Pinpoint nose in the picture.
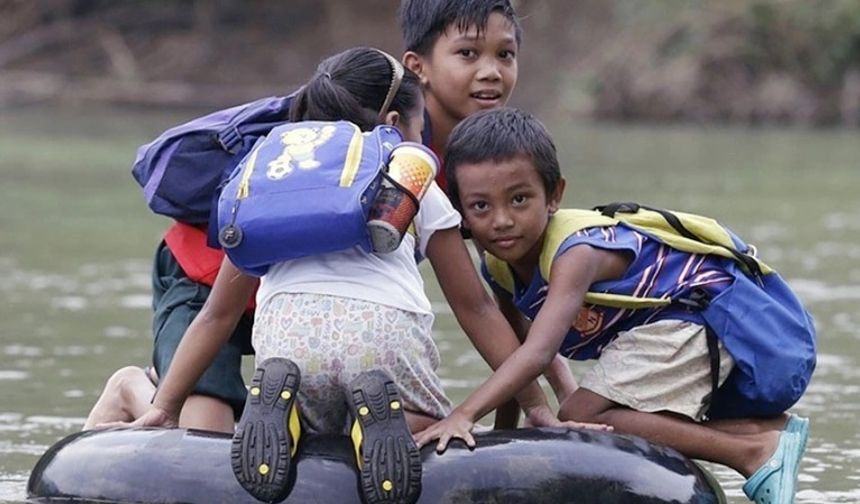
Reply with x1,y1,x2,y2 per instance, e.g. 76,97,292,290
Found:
491,207,514,230
476,56,502,82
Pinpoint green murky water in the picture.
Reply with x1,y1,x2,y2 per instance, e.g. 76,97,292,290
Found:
1,107,857,502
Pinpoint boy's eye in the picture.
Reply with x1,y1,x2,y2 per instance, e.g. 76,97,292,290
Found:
457,48,477,58
469,200,489,212
512,194,528,205
499,49,516,60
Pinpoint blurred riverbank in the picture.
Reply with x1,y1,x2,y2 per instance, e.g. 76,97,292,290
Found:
1,0,859,126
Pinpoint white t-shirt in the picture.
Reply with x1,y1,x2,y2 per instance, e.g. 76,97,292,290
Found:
257,182,460,315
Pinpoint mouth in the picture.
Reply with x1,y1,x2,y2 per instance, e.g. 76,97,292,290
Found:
470,90,504,107
492,236,519,249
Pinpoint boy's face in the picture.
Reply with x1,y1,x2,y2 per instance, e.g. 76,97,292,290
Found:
456,155,562,270
409,12,518,131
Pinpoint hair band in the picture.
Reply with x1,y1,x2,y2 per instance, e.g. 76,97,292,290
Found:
373,48,405,119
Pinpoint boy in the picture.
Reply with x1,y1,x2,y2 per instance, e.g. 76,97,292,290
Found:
400,0,520,191
399,0,581,424
415,108,816,504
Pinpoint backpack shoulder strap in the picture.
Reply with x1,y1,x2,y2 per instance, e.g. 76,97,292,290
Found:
595,202,772,277
538,209,618,280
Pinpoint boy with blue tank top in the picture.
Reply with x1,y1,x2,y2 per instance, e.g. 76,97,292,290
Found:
416,108,816,504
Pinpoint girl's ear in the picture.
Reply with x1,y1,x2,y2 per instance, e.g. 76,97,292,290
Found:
548,177,566,215
402,51,428,86
383,110,401,127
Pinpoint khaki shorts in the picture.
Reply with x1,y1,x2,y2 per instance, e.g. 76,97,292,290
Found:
253,292,451,434
580,319,734,421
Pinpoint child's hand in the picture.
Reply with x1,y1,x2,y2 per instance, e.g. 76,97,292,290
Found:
557,420,614,432
523,404,614,433
413,410,476,453
96,406,178,430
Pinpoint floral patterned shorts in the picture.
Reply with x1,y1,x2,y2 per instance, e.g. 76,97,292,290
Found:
253,292,452,434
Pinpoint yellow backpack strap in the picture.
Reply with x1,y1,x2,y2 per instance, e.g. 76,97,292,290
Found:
530,209,671,309
584,292,671,308
599,204,772,276
484,253,515,295
537,209,618,281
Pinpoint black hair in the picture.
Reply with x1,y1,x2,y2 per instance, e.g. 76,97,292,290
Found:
444,108,561,211
289,47,422,131
399,0,522,55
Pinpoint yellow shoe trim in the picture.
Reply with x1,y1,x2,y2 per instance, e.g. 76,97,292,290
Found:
258,463,270,475
350,419,364,469
390,400,400,411
281,390,292,400
288,403,301,457
359,406,369,416
382,480,393,492
250,386,260,396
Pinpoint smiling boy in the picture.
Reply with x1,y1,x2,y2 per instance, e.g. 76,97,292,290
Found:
400,0,519,190
417,108,816,504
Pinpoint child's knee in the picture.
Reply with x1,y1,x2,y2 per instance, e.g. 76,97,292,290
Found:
105,366,151,403
106,366,144,388
559,389,616,424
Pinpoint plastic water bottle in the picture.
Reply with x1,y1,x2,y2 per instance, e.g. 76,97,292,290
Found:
367,142,439,253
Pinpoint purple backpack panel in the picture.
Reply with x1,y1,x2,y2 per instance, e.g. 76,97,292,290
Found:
131,95,295,225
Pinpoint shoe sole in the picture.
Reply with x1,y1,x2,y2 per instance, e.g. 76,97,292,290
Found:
231,358,301,503
348,370,421,504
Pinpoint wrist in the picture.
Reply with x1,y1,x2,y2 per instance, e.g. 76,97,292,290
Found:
451,404,479,424
151,393,183,418
514,383,550,412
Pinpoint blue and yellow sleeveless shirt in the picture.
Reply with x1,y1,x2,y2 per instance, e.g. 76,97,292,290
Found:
480,211,747,360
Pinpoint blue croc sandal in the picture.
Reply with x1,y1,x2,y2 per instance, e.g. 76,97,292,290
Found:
742,431,803,504
231,358,302,503
785,414,810,454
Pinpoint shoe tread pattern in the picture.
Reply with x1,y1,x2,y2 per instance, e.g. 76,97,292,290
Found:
350,370,421,504
231,358,300,503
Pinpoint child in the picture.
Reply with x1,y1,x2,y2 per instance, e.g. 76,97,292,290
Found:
85,0,529,434
415,108,816,504
399,0,520,191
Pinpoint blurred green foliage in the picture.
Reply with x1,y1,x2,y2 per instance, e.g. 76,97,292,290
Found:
746,0,860,86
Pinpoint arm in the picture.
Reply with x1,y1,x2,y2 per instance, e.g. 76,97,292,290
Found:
494,296,578,426
416,244,628,450
544,354,579,408
424,228,554,427
491,294,529,429
132,257,257,427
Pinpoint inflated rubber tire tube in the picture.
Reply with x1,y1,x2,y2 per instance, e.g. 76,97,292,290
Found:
28,427,726,503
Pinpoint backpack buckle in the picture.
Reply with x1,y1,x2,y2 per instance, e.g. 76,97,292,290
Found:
677,287,712,311
217,126,243,154
595,202,640,218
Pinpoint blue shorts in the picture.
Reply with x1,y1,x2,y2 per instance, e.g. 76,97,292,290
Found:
151,241,253,419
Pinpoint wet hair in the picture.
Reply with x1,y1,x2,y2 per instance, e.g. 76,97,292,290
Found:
444,108,561,212
399,0,522,55
289,47,422,131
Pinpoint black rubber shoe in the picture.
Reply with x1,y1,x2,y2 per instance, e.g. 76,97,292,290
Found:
231,358,301,503
347,370,422,504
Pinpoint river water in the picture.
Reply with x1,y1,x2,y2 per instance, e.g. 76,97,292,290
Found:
0,107,857,503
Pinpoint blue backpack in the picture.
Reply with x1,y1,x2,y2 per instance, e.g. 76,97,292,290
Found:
131,95,295,227
217,120,403,276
